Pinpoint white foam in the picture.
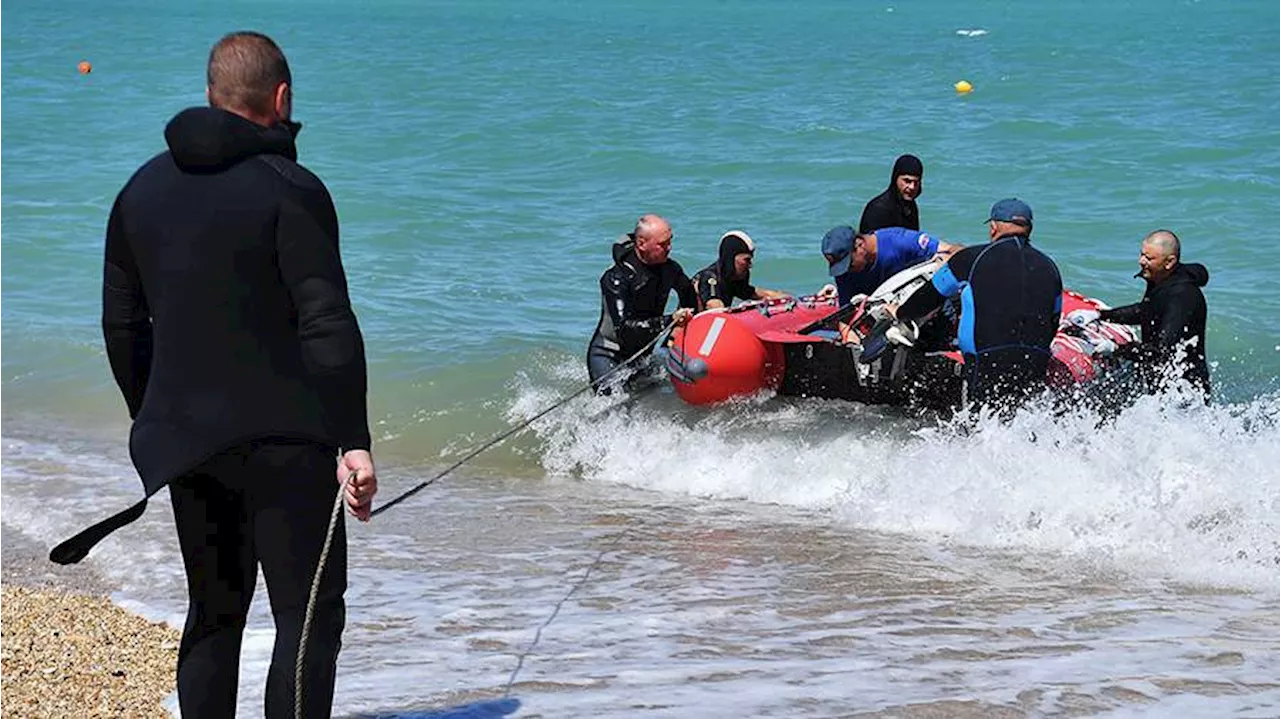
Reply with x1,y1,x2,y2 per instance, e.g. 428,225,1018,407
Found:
7,378,1280,716
516,370,1280,591
957,29,990,37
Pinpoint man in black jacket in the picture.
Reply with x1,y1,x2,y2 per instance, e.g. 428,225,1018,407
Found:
858,154,923,233
1070,229,1210,397
586,214,696,392
52,31,375,718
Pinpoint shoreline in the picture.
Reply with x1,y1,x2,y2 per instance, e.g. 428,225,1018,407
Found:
1,525,180,718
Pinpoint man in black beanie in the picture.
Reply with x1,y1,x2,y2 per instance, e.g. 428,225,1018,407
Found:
858,154,923,234
691,230,787,311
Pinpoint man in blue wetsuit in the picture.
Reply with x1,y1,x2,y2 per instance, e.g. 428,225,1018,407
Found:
891,198,1063,413
821,225,959,306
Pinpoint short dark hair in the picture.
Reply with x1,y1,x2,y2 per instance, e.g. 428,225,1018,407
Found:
1144,229,1181,260
207,31,291,117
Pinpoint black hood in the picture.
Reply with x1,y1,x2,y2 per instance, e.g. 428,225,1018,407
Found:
612,233,637,264
1147,262,1210,290
716,231,754,281
164,107,299,172
889,154,923,200
1172,262,1210,287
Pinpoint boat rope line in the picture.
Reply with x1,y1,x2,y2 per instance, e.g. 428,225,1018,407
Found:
502,525,634,698
295,320,676,717
370,319,676,518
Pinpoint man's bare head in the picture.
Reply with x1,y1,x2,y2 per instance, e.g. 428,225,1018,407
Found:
1143,229,1181,260
206,32,292,125
633,214,673,265
1139,229,1181,284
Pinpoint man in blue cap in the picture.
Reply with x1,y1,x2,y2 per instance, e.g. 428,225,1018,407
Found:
822,225,959,306
890,198,1063,413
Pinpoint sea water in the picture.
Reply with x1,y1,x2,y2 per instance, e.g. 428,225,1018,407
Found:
4,0,1279,715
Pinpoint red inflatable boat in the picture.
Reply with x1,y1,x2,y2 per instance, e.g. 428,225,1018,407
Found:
664,262,1137,407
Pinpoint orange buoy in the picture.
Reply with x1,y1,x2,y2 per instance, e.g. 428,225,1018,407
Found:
78,61,93,75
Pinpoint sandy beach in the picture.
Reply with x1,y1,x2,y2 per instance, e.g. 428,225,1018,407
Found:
1,527,180,718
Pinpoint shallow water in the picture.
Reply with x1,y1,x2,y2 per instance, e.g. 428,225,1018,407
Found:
5,386,1280,716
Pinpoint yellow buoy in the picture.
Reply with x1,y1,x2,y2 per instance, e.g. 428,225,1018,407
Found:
954,80,973,94
78,60,93,75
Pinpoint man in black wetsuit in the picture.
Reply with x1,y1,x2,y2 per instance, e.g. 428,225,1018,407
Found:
587,214,696,391
859,154,923,234
691,230,787,311
892,198,1063,413
52,32,374,718
1070,229,1210,397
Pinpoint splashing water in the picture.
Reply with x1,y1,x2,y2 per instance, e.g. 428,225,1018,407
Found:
512,360,1280,592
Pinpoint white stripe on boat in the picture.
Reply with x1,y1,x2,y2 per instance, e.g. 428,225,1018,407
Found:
698,317,726,357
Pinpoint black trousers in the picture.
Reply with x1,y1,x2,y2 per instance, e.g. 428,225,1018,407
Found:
168,439,346,719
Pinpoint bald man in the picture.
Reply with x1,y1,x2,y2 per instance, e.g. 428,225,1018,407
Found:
57,31,371,717
1074,230,1210,397
587,214,696,392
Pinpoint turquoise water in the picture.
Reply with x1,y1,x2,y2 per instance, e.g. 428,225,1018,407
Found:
5,1,1280,715
5,0,1280,460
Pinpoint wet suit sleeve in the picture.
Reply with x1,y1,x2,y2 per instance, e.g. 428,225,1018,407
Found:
102,195,152,420
1099,300,1150,326
1098,300,1153,361
603,261,696,349
674,263,697,310
1104,292,1199,357
692,268,717,310
896,245,978,325
276,180,372,452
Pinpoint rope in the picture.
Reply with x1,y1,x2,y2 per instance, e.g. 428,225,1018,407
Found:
295,470,353,719
370,319,676,518
502,527,633,698
293,319,677,715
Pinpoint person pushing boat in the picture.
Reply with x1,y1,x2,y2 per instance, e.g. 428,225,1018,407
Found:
691,230,788,311
586,214,696,393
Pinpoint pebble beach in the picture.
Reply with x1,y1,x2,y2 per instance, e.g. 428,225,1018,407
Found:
1,528,179,718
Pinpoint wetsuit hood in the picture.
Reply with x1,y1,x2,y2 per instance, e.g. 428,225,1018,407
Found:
612,233,638,265
889,154,924,199
164,107,299,172
716,230,755,281
1145,262,1209,289
1172,262,1209,287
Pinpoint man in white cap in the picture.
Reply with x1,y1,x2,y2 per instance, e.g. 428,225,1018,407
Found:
691,230,787,310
